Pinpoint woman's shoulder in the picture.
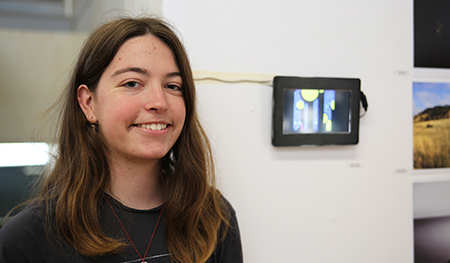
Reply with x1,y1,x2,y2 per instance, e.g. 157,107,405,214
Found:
0,202,49,261
218,194,239,229
1,201,46,232
219,194,238,221
209,195,243,263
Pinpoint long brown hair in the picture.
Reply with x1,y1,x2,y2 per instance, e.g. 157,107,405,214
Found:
38,17,227,263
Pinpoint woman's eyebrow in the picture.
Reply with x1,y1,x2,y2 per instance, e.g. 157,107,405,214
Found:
111,67,149,77
166,72,181,79
111,68,181,79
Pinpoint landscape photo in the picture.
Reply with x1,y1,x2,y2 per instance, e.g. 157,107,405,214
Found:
413,82,450,169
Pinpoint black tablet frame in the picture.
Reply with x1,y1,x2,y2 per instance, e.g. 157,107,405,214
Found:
272,76,361,146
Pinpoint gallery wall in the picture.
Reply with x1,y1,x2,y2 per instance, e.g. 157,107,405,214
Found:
164,0,417,262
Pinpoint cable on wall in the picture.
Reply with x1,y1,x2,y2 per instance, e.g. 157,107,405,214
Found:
193,71,275,86
194,76,273,85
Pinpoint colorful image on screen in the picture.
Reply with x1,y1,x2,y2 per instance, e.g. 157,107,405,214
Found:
283,89,352,134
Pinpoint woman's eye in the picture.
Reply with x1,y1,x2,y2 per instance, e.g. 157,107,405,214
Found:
123,81,141,88
167,84,182,91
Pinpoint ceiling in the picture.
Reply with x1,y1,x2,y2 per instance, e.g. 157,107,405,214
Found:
0,0,70,19
0,0,94,30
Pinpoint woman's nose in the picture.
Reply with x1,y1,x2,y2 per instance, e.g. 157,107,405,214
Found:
144,85,168,112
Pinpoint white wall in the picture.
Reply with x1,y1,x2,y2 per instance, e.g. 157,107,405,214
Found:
164,0,415,262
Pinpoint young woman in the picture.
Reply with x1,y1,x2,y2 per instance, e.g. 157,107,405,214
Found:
0,17,242,263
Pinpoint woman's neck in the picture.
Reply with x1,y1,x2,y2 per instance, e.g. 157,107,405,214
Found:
107,156,164,210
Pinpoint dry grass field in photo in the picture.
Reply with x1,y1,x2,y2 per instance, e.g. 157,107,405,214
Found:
413,118,450,169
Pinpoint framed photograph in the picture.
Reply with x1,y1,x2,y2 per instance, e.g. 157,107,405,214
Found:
413,82,450,169
414,181,450,262
414,0,450,69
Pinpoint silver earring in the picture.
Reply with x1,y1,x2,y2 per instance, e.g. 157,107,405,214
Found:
90,122,97,133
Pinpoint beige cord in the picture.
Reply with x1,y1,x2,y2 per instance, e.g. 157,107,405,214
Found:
193,71,275,86
194,77,272,85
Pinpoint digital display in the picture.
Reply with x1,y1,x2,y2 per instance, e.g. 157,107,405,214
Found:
282,89,352,134
272,76,361,146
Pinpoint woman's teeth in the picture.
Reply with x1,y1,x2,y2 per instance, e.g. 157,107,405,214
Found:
136,123,167,131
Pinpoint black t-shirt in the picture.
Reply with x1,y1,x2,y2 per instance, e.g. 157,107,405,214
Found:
0,195,243,263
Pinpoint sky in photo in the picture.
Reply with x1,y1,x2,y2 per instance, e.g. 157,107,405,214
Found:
413,82,450,116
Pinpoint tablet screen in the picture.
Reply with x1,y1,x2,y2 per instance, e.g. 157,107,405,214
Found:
282,88,352,134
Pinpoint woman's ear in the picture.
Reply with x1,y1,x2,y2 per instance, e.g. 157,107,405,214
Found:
77,85,98,123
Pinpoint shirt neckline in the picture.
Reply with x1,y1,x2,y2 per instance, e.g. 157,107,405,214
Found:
104,193,164,214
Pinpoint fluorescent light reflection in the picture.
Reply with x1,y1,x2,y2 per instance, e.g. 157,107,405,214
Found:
0,143,50,167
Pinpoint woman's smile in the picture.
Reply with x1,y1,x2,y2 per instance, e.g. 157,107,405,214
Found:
132,123,169,131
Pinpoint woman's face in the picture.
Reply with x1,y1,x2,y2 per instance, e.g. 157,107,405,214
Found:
80,34,186,165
